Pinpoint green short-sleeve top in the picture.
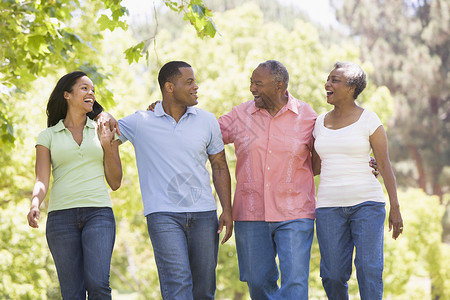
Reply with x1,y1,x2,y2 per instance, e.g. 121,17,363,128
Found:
36,118,111,212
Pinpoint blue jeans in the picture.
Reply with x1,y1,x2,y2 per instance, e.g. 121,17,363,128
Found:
235,219,314,300
46,207,116,300
146,211,219,300
316,201,386,300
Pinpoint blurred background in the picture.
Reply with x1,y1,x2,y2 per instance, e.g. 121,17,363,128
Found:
0,0,449,299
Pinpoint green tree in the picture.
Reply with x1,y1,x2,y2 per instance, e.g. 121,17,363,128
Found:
0,0,216,146
330,0,450,201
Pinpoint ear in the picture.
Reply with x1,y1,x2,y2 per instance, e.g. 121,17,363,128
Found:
275,81,284,92
347,85,356,97
164,81,174,93
64,91,70,100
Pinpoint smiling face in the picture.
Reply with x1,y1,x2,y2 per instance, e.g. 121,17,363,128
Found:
171,67,199,107
64,76,96,113
324,68,355,105
250,66,278,110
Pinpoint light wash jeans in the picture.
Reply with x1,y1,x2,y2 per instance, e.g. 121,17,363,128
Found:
235,219,314,300
46,207,116,300
316,201,386,300
146,210,219,300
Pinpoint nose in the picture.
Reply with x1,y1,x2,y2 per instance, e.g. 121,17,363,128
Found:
194,82,199,90
324,80,331,89
250,82,256,93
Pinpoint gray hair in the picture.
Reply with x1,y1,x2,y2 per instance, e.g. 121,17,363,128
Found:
258,60,289,89
334,61,367,99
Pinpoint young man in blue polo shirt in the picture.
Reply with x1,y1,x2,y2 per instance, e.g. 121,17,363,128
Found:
116,61,233,299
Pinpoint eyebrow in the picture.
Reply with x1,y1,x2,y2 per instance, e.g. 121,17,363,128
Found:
80,83,94,90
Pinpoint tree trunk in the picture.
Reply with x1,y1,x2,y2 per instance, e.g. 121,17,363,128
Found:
408,145,427,191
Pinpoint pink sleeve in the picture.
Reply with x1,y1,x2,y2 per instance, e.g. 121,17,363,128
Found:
218,110,235,145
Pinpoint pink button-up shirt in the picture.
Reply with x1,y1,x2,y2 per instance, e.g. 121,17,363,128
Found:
219,91,317,222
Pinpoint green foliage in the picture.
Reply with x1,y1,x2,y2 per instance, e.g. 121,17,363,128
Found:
0,0,213,147
383,189,450,299
1,1,448,299
0,200,58,299
124,42,145,64
331,0,450,198
123,0,216,64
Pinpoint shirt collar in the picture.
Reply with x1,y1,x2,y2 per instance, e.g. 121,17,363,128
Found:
52,118,96,132
284,91,299,115
250,90,299,115
154,101,198,117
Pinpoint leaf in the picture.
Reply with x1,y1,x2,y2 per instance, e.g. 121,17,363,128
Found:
97,14,116,31
191,4,205,18
123,42,144,64
202,19,217,38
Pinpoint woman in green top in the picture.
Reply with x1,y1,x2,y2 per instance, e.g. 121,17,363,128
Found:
27,71,122,299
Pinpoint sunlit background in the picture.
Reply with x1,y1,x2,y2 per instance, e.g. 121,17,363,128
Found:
0,0,448,299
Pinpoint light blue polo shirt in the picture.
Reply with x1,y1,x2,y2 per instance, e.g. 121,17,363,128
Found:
118,102,224,216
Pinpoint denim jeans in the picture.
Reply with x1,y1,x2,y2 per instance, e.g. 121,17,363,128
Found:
146,211,219,300
234,219,314,300
46,207,116,300
316,201,386,300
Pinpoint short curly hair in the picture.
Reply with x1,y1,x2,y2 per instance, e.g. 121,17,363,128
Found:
258,60,289,90
334,61,367,99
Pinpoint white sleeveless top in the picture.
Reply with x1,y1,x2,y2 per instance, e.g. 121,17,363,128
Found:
313,109,385,208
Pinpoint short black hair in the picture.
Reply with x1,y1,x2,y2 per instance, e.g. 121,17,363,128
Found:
158,61,192,92
46,71,103,127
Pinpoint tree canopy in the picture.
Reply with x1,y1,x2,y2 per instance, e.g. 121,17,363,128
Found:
331,0,450,200
0,0,215,145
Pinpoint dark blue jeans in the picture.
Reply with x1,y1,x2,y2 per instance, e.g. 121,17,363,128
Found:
46,207,116,300
146,211,219,300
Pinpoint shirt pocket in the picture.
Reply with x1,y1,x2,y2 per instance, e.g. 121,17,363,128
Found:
238,182,263,214
275,182,305,215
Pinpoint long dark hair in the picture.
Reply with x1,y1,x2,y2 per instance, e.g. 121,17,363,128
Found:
46,71,104,127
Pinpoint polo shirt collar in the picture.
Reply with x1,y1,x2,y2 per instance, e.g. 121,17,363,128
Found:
52,118,96,132
250,90,299,115
154,101,198,117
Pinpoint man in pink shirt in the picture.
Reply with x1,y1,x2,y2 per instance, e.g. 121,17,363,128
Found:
218,60,317,299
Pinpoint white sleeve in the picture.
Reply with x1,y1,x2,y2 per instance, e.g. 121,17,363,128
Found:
313,113,324,139
367,111,383,135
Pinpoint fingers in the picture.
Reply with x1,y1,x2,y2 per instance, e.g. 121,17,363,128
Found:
27,210,40,228
221,225,233,244
218,217,233,244
389,219,403,240
217,221,223,234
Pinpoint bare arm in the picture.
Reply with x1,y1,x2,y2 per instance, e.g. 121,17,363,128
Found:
27,145,51,228
312,145,321,176
370,125,403,239
209,150,233,244
98,121,122,191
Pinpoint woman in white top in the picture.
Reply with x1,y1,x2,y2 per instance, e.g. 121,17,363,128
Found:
312,62,403,300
